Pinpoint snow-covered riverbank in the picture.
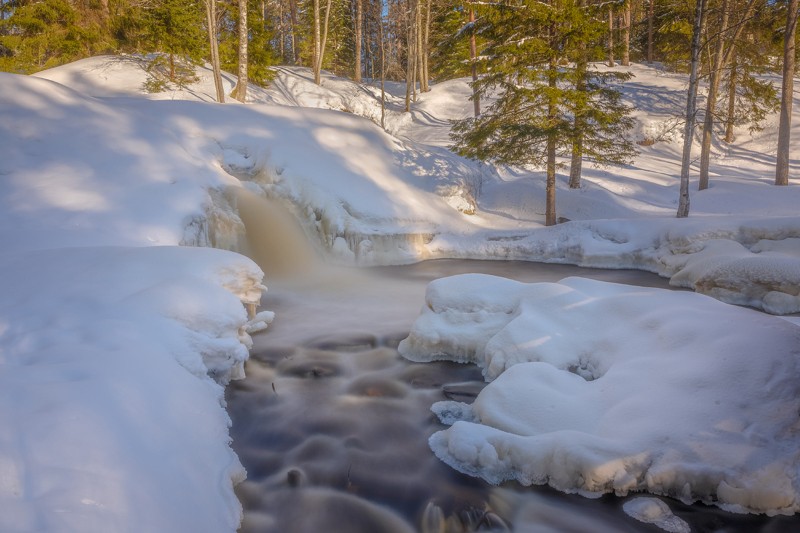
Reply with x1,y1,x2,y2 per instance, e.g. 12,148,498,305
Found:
1,54,799,529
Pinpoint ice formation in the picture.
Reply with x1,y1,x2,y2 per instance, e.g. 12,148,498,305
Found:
400,274,800,515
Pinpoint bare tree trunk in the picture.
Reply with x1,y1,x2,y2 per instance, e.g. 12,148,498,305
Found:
416,0,426,92
724,51,738,143
205,0,225,103
379,0,386,128
647,0,654,63
405,0,415,111
776,0,798,186
569,26,587,189
289,0,299,64
313,0,321,82
469,7,480,117
608,6,615,67
622,2,631,66
313,0,333,85
276,0,284,62
698,0,729,190
355,0,363,82
232,0,249,102
546,57,558,226
678,0,708,217
422,0,431,91
699,0,756,169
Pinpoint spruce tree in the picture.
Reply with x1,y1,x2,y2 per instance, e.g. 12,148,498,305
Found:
450,0,636,225
0,0,112,73
141,0,207,85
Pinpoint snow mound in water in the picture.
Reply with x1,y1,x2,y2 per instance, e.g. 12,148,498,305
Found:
622,498,690,533
399,274,800,515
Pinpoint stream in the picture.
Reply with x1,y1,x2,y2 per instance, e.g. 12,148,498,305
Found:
226,259,800,532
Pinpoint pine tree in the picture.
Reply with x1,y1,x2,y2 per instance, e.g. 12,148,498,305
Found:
451,0,636,225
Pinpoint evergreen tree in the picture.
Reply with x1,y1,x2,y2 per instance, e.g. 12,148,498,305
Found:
0,0,113,73
141,0,207,84
451,0,635,225
720,7,782,143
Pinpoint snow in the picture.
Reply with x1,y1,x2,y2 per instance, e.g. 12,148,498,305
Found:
1,52,800,528
622,498,690,533
0,246,264,532
400,275,800,515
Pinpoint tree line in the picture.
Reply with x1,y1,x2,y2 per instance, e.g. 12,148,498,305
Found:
0,0,797,222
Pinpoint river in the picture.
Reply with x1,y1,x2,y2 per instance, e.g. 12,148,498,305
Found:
226,259,800,532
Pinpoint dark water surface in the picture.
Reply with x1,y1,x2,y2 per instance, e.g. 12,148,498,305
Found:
226,260,800,532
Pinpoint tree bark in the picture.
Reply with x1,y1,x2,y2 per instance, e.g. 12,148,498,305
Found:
647,0,654,63
546,58,558,226
422,0,431,91
569,32,587,189
355,0,363,82
313,0,333,85
776,0,798,186
231,0,248,102
469,7,480,117
608,6,615,67
289,0,299,64
313,0,321,83
205,0,225,103
380,0,386,128
698,0,729,190
416,0,425,93
622,1,631,66
724,51,738,143
678,0,707,217
405,0,416,111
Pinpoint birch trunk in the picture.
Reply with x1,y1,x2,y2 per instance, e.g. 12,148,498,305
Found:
678,0,708,217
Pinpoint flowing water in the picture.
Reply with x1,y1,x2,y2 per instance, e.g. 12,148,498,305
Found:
225,259,800,533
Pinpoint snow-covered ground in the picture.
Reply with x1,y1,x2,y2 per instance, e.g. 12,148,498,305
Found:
1,53,798,529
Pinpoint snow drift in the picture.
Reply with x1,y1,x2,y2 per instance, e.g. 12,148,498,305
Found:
400,274,800,515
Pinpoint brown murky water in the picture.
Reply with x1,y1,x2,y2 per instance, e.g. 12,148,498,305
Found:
226,260,800,532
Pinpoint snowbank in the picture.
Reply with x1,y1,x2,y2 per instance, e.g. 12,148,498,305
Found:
399,274,800,515
0,246,264,532
1,62,273,531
